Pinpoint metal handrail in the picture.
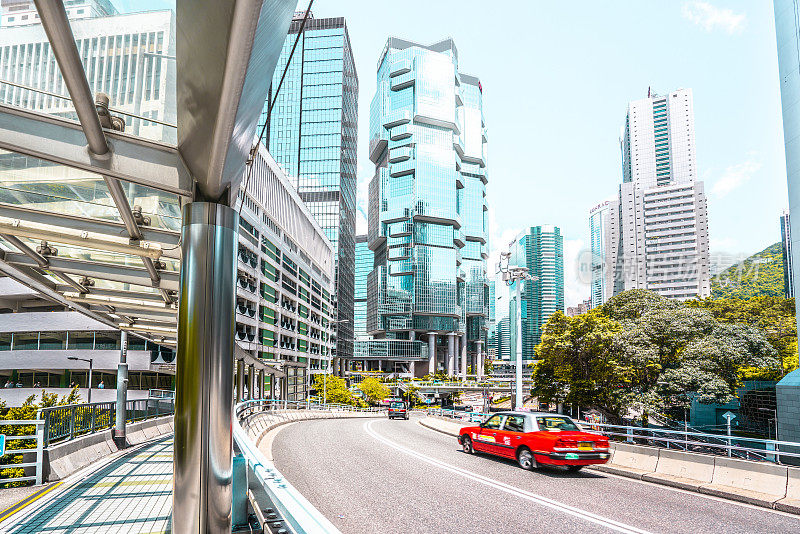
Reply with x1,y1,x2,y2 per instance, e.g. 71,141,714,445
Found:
233,399,388,533
426,409,800,463
37,397,175,447
0,419,44,485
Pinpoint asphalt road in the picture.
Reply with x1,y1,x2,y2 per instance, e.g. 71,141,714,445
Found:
272,415,800,534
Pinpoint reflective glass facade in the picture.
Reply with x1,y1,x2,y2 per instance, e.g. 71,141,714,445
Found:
354,234,371,339
509,226,564,361
366,37,488,363
260,15,358,360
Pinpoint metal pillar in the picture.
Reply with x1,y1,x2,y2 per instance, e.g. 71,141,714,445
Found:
173,202,237,534
514,280,523,410
258,369,265,399
247,364,254,401
461,333,467,380
428,334,436,375
476,341,484,380
447,334,455,376
236,360,244,403
113,330,128,448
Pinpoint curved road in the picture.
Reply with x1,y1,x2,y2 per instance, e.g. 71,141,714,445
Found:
272,415,800,534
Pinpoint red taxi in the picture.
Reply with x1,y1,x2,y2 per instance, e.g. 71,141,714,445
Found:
458,412,610,472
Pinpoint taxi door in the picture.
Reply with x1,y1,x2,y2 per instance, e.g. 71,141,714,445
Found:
494,414,526,459
474,414,504,455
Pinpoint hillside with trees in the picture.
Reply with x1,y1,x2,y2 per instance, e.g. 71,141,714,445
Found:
711,242,785,299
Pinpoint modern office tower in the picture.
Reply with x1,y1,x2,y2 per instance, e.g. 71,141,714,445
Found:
0,1,176,144
364,37,489,378
1,0,115,27
781,209,794,299
589,199,617,308
354,235,372,340
508,226,564,361
235,146,335,402
608,88,710,299
495,316,510,361
487,279,497,359
259,12,358,366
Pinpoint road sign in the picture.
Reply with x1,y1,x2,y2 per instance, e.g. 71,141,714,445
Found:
722,411,736,422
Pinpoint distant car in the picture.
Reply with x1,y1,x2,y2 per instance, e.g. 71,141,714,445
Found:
388,401,410,420
458,411,610,472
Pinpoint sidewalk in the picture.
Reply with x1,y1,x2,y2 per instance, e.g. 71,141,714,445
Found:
0,436,173,534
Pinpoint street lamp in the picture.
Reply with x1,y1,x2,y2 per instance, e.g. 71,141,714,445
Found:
67,356,93,403
497,248,538,411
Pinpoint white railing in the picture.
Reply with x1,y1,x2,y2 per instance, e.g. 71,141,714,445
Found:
233,399,385,533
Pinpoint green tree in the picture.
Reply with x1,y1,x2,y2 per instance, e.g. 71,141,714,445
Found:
357,377,390,405
312,374,358,406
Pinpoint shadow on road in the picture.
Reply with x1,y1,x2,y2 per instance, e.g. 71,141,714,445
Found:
457,449,607,479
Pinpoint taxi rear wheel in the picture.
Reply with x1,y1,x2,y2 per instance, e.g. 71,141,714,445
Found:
517,447,536,471
461,436,474,454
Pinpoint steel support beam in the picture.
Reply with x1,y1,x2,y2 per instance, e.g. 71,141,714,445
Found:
0,105,193,196
2,252,180,291
0,204,181,251
177,0,295,201
174,202,237,534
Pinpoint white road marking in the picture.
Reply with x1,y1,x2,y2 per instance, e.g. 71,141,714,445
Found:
365,420,653,534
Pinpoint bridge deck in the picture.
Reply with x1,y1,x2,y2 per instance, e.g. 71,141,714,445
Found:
0,436,173,534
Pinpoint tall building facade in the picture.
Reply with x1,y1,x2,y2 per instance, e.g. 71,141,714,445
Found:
781,209,794,299
354,234,372,340
509,226,564,361
260,13,358,364
487,279,497,359
597,89,710,300
0,1,176,144
365,37,489,377
589,200,616,308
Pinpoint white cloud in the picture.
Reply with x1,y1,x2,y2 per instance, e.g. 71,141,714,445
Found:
681,1,746,34
710,158,761,197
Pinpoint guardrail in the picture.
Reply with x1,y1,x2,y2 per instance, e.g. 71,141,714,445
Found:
0,419,44,486
37,397,175,447
233,399,385,533
426,408,800,464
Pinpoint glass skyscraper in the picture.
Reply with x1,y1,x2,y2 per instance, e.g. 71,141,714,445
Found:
365,37,488,377
259,13,358,363
589,200,613,308
509,226,564,362
354,234,372,340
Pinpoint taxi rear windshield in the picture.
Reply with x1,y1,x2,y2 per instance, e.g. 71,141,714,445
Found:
536,416,579,431
390,402,405,408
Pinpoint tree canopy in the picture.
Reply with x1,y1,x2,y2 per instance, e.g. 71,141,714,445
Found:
532,290,783,423
356,377,390,405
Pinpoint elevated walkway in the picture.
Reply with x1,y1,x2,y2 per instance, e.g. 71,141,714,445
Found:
0,436,173,533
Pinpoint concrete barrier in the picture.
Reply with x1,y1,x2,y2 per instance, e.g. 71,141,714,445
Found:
44,415,173,482
776,465,800,513
641,448,716,491
594,442,659,479
699,456,789,507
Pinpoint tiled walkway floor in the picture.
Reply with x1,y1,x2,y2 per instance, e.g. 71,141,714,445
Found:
0,436,173,534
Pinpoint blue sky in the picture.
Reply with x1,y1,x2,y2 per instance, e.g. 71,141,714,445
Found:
124,1,786,306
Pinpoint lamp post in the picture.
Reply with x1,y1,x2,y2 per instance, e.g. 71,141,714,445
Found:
67,356,93,403
497,248,538,411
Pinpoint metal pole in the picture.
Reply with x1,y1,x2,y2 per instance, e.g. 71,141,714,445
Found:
114,331,129,448
726,418,732,457
87,359,93,404
514,279,523,411
323,366,327,405
428,334,436,376
173,202,237,534
236,360,243,403
461,333,467,381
